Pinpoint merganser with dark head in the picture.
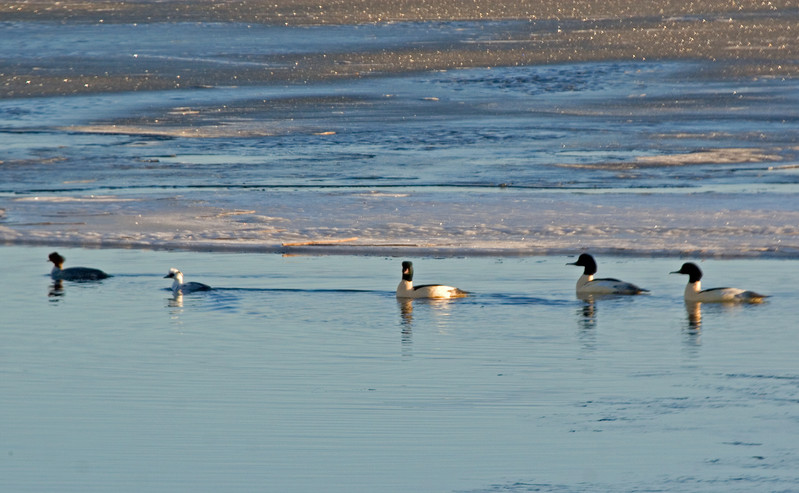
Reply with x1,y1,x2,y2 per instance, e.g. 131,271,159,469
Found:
670,262,767,303
48,252,110,281
396,261,468,299
567,253,648,296
164,268,211,295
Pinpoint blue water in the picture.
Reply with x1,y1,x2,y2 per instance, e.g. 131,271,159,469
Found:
2,246,798,492
2,19,799,491
2,19,799,195
2,60,798,192
3,50,799,256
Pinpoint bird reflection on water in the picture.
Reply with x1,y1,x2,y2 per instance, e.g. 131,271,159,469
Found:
48,280,65,300
685,301,702,332
168,292,184,308
576,295,597,332
397,296,461,357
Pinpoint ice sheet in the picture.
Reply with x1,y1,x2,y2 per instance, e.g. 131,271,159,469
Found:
1,21,798,258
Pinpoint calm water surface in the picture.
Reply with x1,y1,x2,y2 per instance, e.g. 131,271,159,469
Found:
2,246,798,492
2,19,799,492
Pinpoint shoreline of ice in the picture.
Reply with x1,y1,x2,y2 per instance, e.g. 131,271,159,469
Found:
4,188,799,259
4,234,799,259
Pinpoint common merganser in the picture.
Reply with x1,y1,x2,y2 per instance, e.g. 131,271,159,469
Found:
164,268,211,295
48,252,110,281
567,253,648,296
670,262,767,303
396,261,468,299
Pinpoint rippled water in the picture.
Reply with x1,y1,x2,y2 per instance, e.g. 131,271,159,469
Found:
2,19,799,491
3,44,799,254
2,246,798,492
2,59,798,192
3,22,799,197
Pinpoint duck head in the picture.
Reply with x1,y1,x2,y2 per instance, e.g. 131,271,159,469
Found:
671,262,703,283
48,252,65,268
401,261,414,282
567,253,598,276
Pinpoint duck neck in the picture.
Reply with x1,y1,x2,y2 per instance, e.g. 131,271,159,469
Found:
172,273,184,292
397,280,413,295
685,281,701,299
576,274,593,289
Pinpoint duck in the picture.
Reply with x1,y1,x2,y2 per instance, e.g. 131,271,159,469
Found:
48,252,110,281
670,262,767,303
567,253,648,296
164,268,211,295
396,261,468,299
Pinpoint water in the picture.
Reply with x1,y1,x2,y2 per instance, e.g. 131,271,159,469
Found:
4,57,799,255
3,60,798,191
2,21,799,255
2,246,798,492
2,17,799,491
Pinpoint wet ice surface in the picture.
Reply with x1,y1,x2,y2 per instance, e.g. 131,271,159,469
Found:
1,21,799,256
2,246,798,492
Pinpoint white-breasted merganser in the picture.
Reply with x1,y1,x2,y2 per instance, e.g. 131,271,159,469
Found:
396,261,467,299
567,253,648,296
48,252,110,281
164,268,211,295
670,262,767,303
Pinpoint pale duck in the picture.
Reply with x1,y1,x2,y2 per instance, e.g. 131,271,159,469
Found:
48,252,110,281
164,268,211,295
670,262,767,303
396,261,467,299
567,253,648,296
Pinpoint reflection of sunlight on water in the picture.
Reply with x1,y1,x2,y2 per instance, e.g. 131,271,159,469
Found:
396,296,463,357
5,59,799,256
396,297,458,327
422,298,458,335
